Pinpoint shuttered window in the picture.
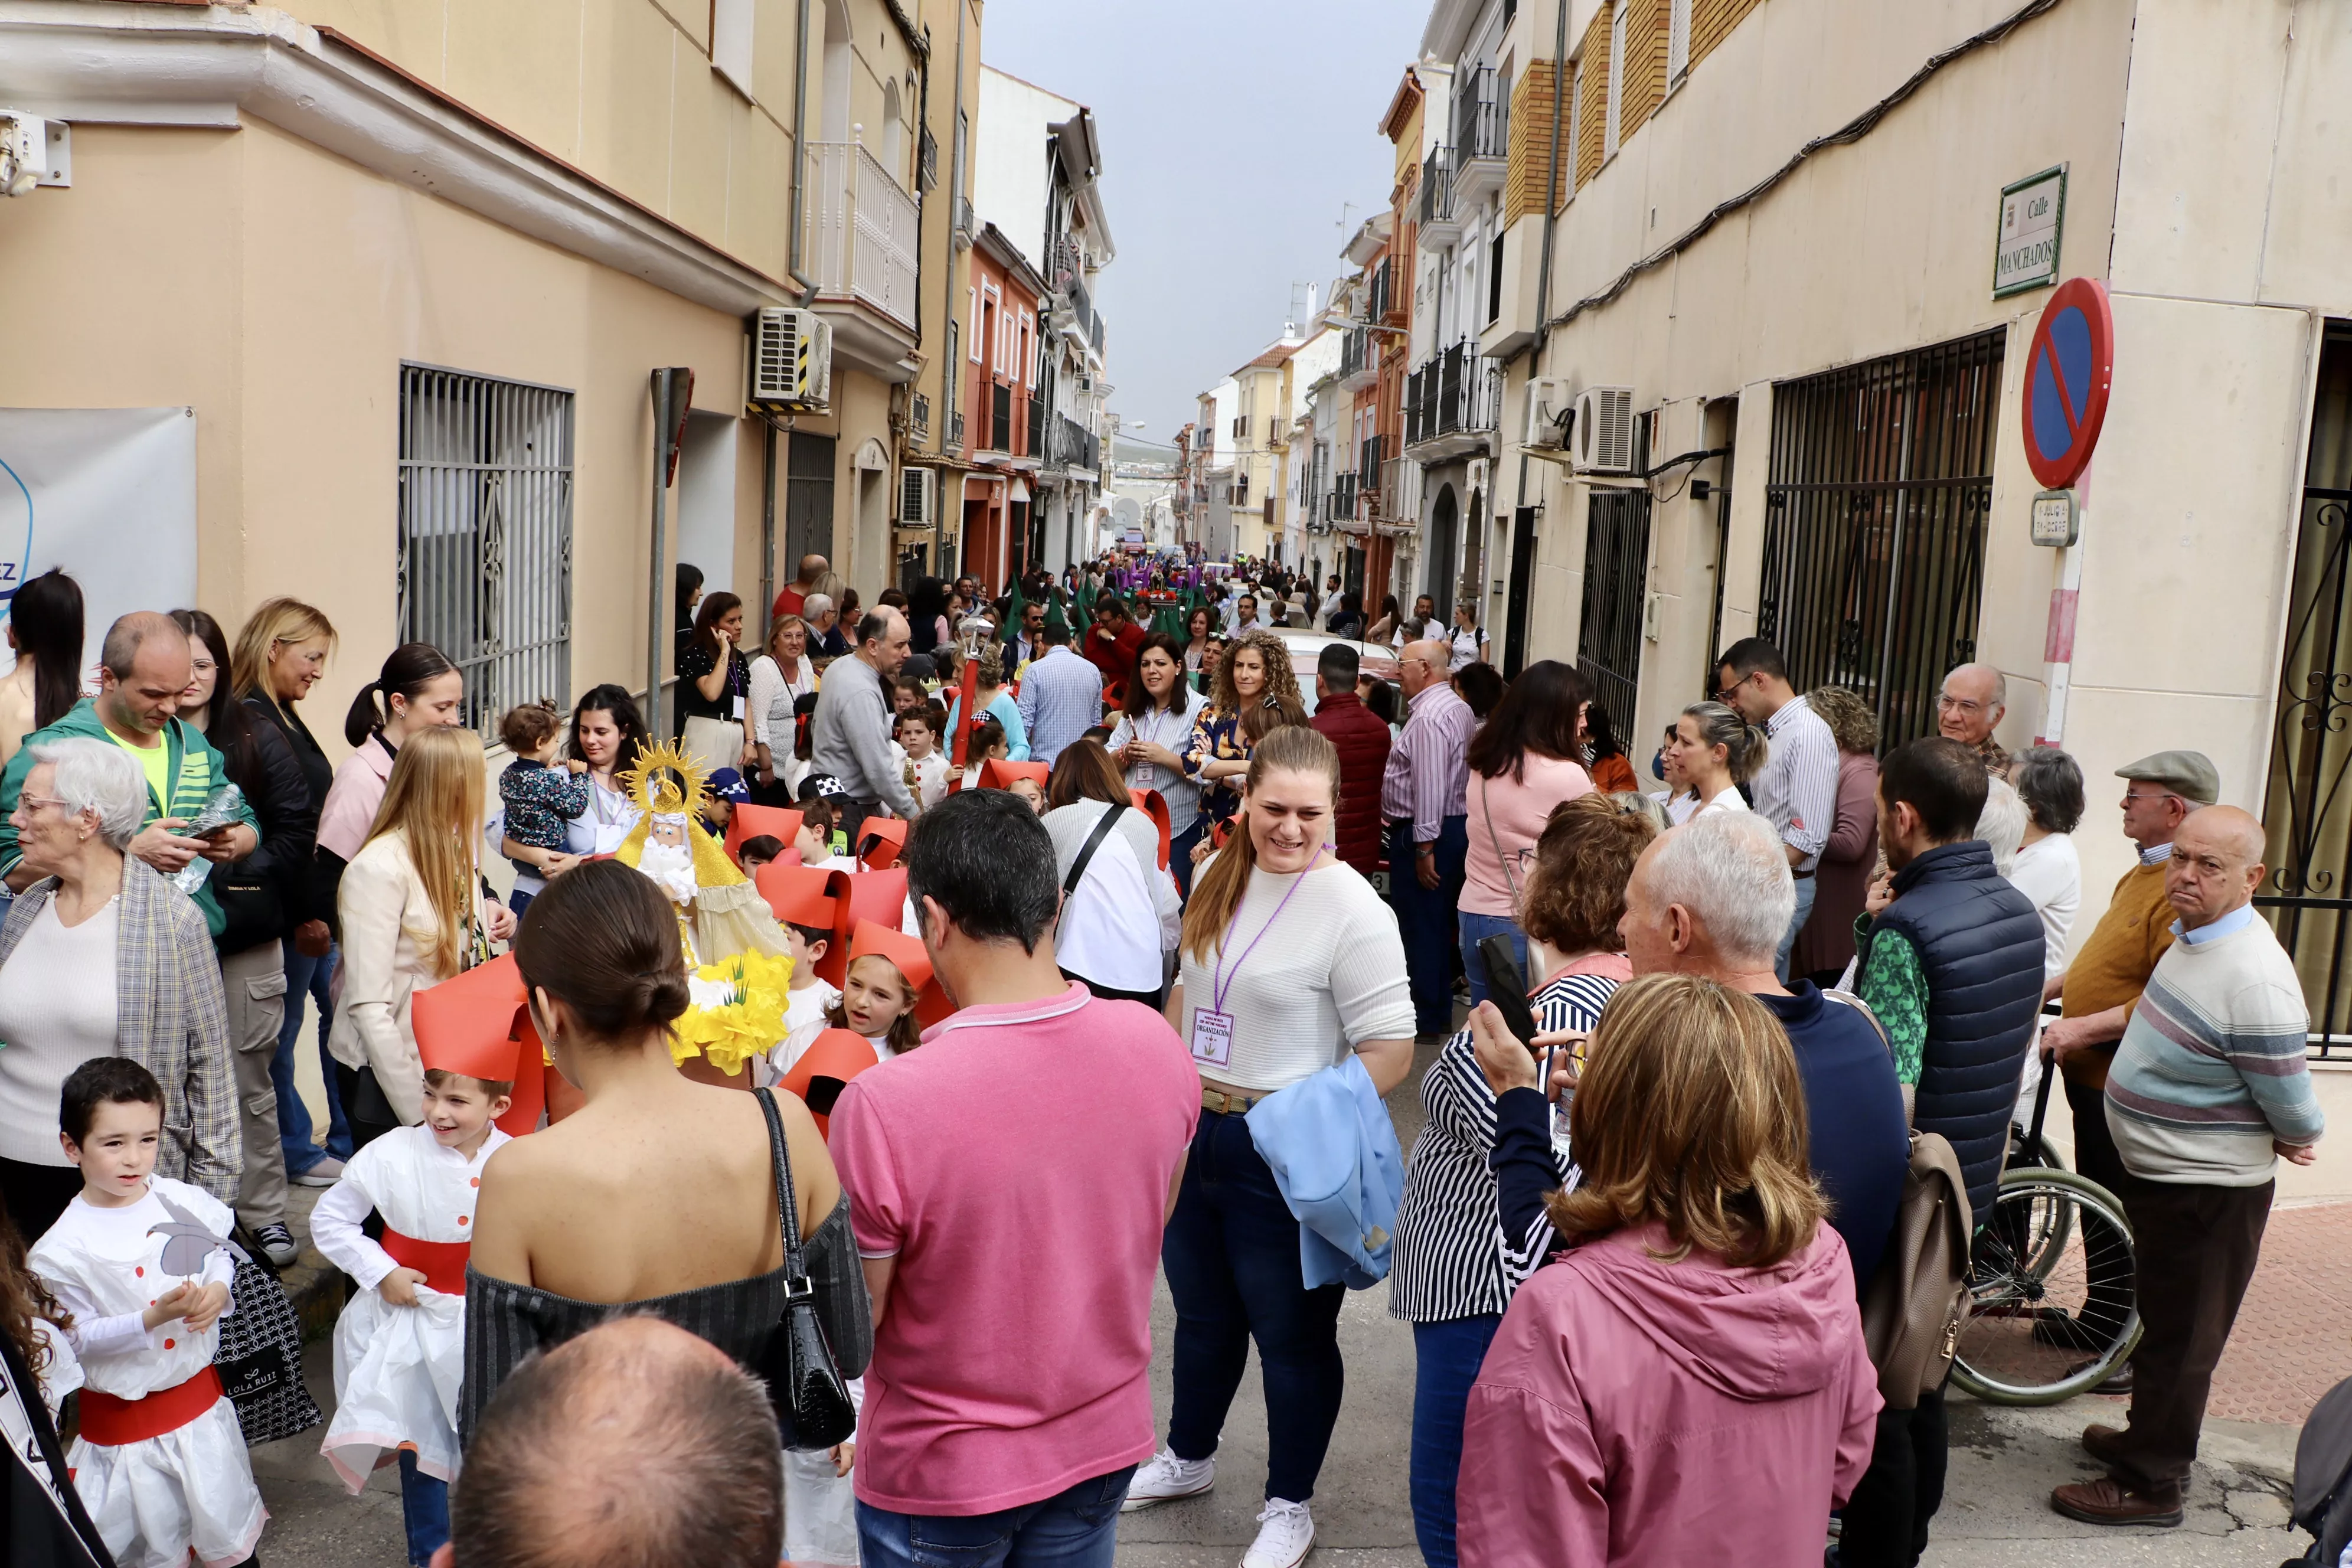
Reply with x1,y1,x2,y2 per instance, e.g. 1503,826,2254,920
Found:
1575,6,1612,186
1603,2,1627,161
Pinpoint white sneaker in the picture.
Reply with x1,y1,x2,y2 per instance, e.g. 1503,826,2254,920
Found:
1120,1447,1216,1511
1242,1498,1314,1568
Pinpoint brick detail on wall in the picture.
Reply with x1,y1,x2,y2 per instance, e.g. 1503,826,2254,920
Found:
1575,3,1613,188
1506,60,1574,225
1691,0,1766,71
1620,0,1672,138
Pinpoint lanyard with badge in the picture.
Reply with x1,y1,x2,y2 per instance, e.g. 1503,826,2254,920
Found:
1191,847,1323,1070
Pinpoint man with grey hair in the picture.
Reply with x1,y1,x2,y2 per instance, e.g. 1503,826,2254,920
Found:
434,1317,784,1568
811,606,917,842
1938,662,2010,774
802,592,851,663
0,612,256,930
1617,811,1910,1294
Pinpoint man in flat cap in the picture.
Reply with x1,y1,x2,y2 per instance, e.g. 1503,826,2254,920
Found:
2039,749,2220,1385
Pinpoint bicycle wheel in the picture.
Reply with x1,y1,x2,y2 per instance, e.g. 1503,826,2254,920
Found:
1949,1168,2142,1406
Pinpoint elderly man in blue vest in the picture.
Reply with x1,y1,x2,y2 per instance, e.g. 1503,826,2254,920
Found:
1838,736,2045,1568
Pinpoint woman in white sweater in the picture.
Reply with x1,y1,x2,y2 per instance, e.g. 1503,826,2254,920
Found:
1126,724,1415,1568
330,727,499,1148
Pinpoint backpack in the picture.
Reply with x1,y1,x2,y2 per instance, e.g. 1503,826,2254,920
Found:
1824,986,1972,1409
1861,1131,1973,1409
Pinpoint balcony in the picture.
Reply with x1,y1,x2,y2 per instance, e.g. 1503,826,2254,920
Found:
949,410,965,450
1058,276,1097,349
1380,455,1417,527
912,391,930,443
917,126,937,193
1337,327,1376,393
804,141,920,347
1328,473,1359,523
1049,414,1100,476
1267,416,1285,449
1366,260,1392,326
1357,433,1385,501
1420,146,1459,241
1450,67,1507,208
954,195,975,250
1027,394,1046,461
1403,341,1504,461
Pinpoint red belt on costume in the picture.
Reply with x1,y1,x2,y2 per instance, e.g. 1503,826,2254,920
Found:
383,1229,471,1297
79,1365,223,1446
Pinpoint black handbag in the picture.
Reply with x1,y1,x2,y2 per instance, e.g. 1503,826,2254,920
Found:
752,1088,857,1449
214,1252,324,1446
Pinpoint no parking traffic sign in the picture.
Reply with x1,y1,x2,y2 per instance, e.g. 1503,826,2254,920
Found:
2021,277,2113,491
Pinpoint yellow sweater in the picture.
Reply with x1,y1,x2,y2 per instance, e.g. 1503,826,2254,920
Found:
2059,858,2178,1088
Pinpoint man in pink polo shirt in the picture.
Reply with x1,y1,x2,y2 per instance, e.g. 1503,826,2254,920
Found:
829,789,1199,1567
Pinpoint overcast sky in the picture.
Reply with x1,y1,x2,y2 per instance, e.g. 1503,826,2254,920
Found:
978,0,1429,449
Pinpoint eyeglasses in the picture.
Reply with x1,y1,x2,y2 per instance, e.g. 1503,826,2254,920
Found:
17,795,73,815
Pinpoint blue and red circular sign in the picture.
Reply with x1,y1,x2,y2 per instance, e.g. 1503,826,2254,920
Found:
2021,277,2113,491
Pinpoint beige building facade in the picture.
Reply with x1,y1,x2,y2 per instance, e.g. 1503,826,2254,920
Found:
0,0,975,739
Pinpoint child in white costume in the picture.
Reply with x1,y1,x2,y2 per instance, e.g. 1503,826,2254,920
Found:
318,950,533,1567
312,1104,509,1491
28,1058,266,1568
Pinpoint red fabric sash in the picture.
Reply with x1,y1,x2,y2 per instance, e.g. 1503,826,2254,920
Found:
79,1365,222,1446
383,1230,471,1297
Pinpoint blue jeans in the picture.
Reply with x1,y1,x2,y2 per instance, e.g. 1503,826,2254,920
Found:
1161,1107,1346,1504
856,1463,1136,1568
1388,816,1469,1036
1457,913,1525,1010
272,939,349,1172
1776,872,1819,984
1170,819,1207,901
397,1450,448,1566
1409,1314,1504,1568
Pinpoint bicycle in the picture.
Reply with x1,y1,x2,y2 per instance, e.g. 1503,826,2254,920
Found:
1948,1061,2143,1405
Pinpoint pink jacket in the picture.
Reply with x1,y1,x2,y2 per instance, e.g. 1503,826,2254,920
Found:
1458,1221,1880,1567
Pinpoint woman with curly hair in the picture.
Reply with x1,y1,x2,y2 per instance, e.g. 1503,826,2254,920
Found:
1181,628,1308,829
1791,686,1881,985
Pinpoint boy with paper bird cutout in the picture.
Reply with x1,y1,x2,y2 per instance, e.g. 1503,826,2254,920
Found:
29,1057,267,1568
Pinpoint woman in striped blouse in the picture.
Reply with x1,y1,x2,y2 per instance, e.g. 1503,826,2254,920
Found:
1387,791,1659,1568
1181,629,1307,831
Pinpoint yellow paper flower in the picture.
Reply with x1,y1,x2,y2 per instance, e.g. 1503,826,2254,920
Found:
672,949,795,1077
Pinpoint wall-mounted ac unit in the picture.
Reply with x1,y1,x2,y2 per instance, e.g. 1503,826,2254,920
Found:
899,466,937,528
1573,386,1635,475
747,307,832,412
1523,377,1569,449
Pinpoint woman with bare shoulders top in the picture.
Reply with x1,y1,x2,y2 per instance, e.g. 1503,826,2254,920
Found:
461,859,870,1447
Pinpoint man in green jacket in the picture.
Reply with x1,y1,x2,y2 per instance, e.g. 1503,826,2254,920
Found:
0,612,258,936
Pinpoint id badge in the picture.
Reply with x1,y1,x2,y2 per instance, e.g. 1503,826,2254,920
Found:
731,695,746,720
1191,1008,1236,1069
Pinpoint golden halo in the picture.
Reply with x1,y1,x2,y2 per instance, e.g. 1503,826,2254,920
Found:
620,737,710,819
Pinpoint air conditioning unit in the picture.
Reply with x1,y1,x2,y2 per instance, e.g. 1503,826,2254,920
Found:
747,307,832,412
1573,385,1636,475
899,466,937,529
1523,377,1570,450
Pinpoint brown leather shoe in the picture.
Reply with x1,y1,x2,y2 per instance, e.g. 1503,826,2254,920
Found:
2051,1476,2184,1527
2080,1423,2126,1467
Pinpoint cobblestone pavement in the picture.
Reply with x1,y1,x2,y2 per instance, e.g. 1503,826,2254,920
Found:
249,1039,2334,1565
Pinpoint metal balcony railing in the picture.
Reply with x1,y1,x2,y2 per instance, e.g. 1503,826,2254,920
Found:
1338,327,1368,381
949,411,965,449
1404,341,1504,446
1451,67,1506,168
1358,433,1385,498
1420,146,1455,227
1328,473,1359,521
1050,414,1099,473
917,125,937,192
912,391,930,442
804,141,921,329
1367,260,1392,325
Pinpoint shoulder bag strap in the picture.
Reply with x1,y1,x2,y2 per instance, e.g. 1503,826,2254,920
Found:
1056,805,1130,942
1479,773,1521,912
753,1088,810,1284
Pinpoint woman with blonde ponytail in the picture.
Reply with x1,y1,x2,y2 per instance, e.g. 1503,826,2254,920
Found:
328,727,499,1146
1667,700,1769,816
1128,724,1415,1564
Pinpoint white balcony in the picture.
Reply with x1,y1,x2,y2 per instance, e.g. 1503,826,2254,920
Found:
805,141,920,337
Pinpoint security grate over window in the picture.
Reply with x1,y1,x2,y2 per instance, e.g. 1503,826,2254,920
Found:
397,364,574,741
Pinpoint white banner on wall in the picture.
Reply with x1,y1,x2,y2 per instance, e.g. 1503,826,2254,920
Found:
0,408,198,686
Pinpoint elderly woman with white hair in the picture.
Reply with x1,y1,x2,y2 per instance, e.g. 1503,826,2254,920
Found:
0,737,235,1237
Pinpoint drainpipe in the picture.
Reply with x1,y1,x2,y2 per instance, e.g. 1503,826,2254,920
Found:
1505,0,1572,676
648,368,694,735
760,416,779,638
785,0,816,299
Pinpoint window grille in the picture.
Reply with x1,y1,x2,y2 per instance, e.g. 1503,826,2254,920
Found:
396,364,574,741
1758,331,2004,750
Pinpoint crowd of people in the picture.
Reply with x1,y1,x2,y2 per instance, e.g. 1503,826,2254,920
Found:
0,553,2325,1568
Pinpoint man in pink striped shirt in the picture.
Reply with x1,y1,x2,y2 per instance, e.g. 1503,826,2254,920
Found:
1381,638,1476,1036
